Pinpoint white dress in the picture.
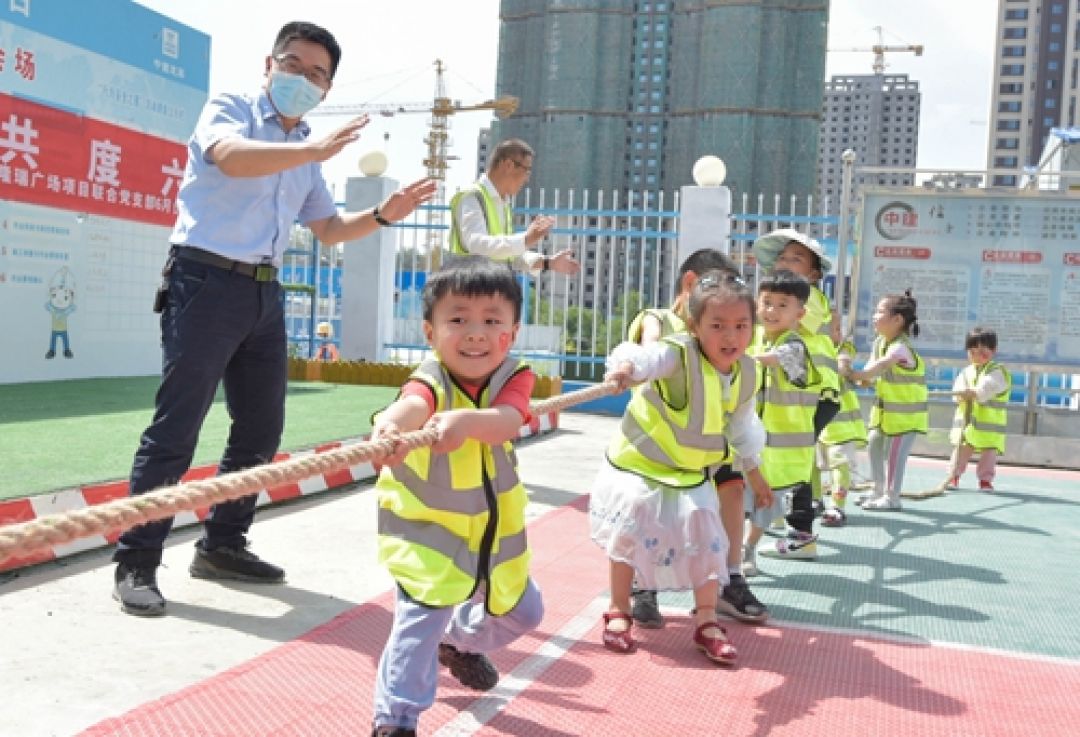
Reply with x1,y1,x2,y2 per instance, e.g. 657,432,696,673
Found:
589,340,765,591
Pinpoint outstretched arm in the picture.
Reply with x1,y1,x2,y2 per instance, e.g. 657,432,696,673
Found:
309,177,438,246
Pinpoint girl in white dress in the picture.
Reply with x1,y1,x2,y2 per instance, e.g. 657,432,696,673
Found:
590,272,772,665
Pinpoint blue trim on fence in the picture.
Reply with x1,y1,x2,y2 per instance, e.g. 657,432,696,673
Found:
383,343,607,365
731,213,840,225
562,380,629,415
517,206,681,218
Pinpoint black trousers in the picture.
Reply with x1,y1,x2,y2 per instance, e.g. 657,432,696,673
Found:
114,254,287,566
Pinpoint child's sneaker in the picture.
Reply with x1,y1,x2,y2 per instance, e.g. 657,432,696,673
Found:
437,644,499,691
979,480,994,491
822,508,847,527
716,574,769,623
760,532,817,560
741,546,760,577
862,497,902,511
942,477,959,491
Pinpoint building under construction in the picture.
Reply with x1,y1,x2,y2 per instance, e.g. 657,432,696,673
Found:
491,0,828,205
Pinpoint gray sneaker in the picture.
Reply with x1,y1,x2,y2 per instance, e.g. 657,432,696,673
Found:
113,563,166,617
716,575,769,623
438,644,499,691
189,544,284,583
631,589,665,628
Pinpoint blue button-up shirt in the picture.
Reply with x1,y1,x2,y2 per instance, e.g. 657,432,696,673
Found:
169,91,337,267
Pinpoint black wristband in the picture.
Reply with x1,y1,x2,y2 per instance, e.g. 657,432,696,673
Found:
372,206,392,227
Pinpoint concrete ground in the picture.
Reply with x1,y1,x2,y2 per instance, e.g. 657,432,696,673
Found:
0,413,612,737
2,412,1079,736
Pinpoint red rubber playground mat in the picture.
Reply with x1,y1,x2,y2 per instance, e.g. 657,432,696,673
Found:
80,498,1080,737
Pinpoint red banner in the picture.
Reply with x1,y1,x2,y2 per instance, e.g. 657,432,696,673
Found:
0,92,186,227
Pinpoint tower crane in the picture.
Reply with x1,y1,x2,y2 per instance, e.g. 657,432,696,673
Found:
310,59,518,267
829,25,923,74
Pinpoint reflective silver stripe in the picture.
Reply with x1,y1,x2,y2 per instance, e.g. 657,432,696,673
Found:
389,447,519,515
490,528,528,568
627,335,729,451
983,400,1008,410
879,400,928,413
767,431,817,448
765,387,820,407
816,322,832,336
379,506,478,577
812,354,838,372
736,356,756,407
971,419,1007,433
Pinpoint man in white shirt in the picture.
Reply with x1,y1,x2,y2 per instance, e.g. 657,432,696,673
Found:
449,139,579,276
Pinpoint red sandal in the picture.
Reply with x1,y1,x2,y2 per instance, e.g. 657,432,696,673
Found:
602,611,635,653
693,620,737,665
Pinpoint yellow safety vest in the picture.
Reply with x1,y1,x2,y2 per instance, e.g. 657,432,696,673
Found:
627,308,685,343
868,335,928,435
750,327,820,489
376,357,531,615
800,288,840,398
449,184,514,256
950,361,1010,453
607,333,758,488
819,340,868,446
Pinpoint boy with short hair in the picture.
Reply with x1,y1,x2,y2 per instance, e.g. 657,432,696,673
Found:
369,256,543,737
745,270,821,570
939,327,1010,493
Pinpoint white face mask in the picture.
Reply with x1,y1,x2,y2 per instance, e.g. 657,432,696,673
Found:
268,70,324,119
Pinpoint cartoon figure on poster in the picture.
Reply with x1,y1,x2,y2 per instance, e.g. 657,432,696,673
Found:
45,267,76,359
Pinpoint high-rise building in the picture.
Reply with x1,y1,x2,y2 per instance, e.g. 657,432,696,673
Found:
475,127,493,180
986,0,1077,187
817,73,921,215
491,0,828,205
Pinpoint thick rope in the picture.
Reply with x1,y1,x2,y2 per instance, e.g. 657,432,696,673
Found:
0,381,619,565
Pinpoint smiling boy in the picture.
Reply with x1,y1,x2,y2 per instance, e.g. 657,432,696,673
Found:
368,256,543,737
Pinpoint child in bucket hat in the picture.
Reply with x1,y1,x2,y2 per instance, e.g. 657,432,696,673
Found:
752,229,844,556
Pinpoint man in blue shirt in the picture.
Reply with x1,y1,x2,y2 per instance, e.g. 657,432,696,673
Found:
113,21,436,617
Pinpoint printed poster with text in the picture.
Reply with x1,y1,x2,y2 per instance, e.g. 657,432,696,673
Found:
854,190,1080,370
0,0,209,384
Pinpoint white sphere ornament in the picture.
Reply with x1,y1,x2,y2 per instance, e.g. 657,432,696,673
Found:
692,155,727,187
359,150,389,177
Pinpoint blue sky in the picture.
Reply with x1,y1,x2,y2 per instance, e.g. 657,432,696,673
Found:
135,0,995,197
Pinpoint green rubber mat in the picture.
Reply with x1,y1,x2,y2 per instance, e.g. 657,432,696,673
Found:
667,458,1080,661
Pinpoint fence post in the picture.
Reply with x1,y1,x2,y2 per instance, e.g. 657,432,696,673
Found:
677,184,732,263
341,175,400,362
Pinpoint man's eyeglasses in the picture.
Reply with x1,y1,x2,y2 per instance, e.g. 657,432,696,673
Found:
510,159,533,174
274,53,332,88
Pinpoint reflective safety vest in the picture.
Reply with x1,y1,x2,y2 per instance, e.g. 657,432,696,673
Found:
607,333,758,488
950,361,1010,453
376,357,531,616
800,288,840,398
627,308,685,343
819,340,867,446
751,328,820,489
449,184,513,256
868,335,928,435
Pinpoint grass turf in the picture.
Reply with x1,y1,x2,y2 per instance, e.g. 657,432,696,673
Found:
0,378,397,500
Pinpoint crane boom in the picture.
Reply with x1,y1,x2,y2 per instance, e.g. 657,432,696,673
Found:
828,26,923,74
308,60,518,269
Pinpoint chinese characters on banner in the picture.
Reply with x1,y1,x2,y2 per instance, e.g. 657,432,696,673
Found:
0,93,185,228
855,191,1080,369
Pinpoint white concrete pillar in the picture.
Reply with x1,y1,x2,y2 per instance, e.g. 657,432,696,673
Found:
677,185,732,266
340,175,397,362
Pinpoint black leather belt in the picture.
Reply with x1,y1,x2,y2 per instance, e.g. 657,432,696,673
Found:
172,246,278,282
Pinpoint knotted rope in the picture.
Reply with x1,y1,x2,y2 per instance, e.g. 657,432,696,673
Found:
0,381,618,565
